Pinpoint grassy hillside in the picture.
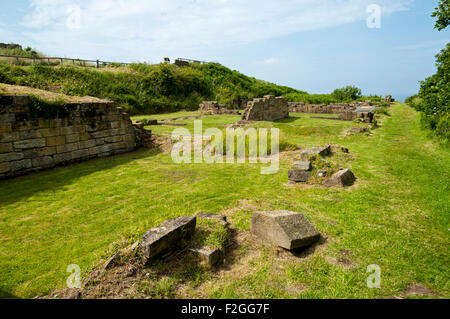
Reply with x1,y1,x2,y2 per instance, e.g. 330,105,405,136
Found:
0,47,382,115
0,60,304,115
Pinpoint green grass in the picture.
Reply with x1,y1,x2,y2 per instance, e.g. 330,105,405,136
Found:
0,103,448,299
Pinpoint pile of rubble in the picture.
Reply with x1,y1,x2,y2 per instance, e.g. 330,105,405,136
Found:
288,145,356,187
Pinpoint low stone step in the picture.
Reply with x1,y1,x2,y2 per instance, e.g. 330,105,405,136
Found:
251,211,320,250
323,168,356,187
140,216,196,264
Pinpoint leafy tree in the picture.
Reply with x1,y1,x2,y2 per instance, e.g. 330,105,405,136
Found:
331,86,362,101
407,1,449,140
432,0,450,31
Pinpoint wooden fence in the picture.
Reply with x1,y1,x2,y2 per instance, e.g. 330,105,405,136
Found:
0,54,130,68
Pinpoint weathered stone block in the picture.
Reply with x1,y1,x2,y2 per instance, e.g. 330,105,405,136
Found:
88,147,99,156
36,146,56,156
190,247,222,268
66,134,81,143
79,133,90,141
46,136,66,147
56,143,79,154
0,124,12,133
0,143,13,154
141,216,196,263
32,156,54,168
10,159,32,171
98,144,114,154
54,152,72,163
251,211,320,250
323,169,356,187
78,140,96,149
300,145,331,160
0,152,24,162
292,161,312,171
13,138,46,149
36,128,60,137
0,132,19,143
0,162,11,173
91,130,110,139
288,169,311,183
71,149,89,160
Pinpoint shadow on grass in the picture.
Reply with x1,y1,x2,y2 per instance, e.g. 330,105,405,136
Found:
0,147,162,207
0,289,20,299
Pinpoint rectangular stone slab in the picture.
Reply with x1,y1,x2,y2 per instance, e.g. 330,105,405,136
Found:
323,168,356,187
251,211,320,250
141,215,196,263
190,247,222,267
288,169,311,182
292,161,312,171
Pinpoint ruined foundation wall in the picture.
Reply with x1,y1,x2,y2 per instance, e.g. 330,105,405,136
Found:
242,95,289,121
0,95,137,179
199,101,239,115
287,101,369,114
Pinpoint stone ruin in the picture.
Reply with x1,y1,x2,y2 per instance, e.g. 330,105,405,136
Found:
242,95,289,121
288,101,374,123
140,213,229,268
288,144,356,187
251,211,320,250
199,101,239,115
0,95,151,179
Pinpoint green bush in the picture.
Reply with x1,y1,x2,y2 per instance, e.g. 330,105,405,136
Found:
408,2,450,141
332,85,362,101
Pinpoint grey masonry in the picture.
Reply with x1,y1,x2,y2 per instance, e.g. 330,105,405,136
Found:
0,95,138,179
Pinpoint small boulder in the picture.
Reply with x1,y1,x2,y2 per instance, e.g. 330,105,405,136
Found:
288,169,311,183
292,161,312,171
300,145,331,160
323,169,356,187
190,247,223,268
251,211,320,250
141,216,196,263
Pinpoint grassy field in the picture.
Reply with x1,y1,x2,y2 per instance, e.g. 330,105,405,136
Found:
0,103,448,299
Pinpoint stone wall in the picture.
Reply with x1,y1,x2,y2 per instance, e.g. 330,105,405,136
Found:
287,101,369,114
242,95,289,121
199,101,239,115
0,95,138,179
288,101,374,123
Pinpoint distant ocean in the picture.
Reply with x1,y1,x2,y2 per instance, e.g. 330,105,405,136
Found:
392,94,413,103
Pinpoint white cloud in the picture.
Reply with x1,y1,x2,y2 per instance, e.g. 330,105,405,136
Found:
17,0,412,61
261,58,280,64
396,40,449,50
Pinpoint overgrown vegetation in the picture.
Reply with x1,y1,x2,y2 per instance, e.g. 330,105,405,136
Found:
0,46,382,115
0,46,39,59
406,1,449,142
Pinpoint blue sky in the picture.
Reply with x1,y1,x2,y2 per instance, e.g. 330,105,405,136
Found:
0,0,448,100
